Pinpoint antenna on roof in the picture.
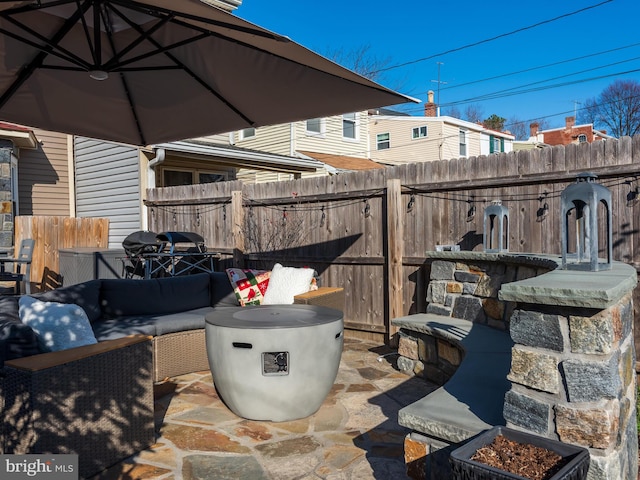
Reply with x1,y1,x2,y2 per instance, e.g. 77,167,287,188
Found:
572,100,581,119
430,62,447,117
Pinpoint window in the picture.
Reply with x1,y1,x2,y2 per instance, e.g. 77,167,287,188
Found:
459,129,467,156
306,118,325,135
163,169,193,187
199,172,227,183
239,127,255,140
489,135,504,153
163,168,228,187
412,125,427,139
342,113,357,139
578,134,587,143
377,133,390,150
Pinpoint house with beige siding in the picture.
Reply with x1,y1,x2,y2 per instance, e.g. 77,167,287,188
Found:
0,124,72,250
369,113,514,166
5,126,72,217
222,111,374,179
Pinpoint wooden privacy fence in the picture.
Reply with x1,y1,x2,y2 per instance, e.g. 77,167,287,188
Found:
146,135,640,342
14,216,109,292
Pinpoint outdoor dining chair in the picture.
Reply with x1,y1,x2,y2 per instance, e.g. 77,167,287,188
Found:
0,238,34,294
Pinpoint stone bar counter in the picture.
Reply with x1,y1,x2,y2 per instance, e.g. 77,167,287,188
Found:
400,251,637,480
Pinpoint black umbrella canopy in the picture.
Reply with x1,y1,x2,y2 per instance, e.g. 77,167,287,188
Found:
0,0,416,146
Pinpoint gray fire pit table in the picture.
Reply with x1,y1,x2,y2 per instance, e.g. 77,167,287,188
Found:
205,304,344,422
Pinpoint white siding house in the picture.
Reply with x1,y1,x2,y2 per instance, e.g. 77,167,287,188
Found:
369,115,514,166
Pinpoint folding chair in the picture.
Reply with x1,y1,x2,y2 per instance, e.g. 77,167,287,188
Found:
0,238,34,294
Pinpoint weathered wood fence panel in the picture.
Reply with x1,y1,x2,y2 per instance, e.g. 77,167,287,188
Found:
14,216,109,292
146,136,640,342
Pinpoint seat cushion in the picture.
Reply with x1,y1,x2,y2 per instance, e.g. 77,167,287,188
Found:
93,306,215,340
100,273,211,318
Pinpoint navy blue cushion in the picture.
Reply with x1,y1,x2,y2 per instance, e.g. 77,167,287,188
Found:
209,271,238,307
92,316,157,341
0,299,41,363
93,307,214,341
34,280,102,323
100,273,211,318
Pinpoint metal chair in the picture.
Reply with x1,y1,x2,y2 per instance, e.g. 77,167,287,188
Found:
0,238,34,294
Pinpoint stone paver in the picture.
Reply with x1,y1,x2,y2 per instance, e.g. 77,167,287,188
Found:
92,338,438,480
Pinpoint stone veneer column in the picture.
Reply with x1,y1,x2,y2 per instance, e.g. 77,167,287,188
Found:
500,264,638,480
0,144,14,249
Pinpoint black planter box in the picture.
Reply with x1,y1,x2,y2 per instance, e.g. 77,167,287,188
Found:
450,426,590,480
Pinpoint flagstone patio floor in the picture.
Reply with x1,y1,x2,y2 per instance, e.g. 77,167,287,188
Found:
92,337,438,480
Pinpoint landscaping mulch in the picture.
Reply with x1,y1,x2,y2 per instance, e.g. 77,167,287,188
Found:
471,434,569,480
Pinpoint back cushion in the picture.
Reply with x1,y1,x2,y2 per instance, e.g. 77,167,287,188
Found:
0,296,42,363
34,279,102,322
100,273,210,318
210,271,240,307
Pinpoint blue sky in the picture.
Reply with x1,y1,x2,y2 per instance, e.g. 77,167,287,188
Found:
235,0,640,132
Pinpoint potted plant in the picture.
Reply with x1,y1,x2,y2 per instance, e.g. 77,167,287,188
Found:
450,426,589,480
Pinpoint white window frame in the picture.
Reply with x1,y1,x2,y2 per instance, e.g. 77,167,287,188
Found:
578,134,587,143
493,136,501,153
342,112,359,141
459,129,467,156
306,118,325,137
412,125,428,139
376,132,390,150
239,127,256,140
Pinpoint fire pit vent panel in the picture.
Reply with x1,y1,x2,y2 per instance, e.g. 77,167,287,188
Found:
263,352,289,375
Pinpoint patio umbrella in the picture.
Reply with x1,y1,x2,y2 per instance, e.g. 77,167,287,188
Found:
0,0,416,146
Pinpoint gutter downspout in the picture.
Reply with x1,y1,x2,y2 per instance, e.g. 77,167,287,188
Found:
290,122,295,157
148,147,166,189
143,147,165,230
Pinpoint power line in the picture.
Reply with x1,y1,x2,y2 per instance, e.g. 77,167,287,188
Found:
440,67,640,108
436,41,640,94
370,0,614,75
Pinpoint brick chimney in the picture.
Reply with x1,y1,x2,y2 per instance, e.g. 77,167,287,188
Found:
565,116,575,129
530,122,539,138
424,90,437,117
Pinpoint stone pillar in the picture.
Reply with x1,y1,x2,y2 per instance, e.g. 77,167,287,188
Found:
0,144,14,249
504,294,637,479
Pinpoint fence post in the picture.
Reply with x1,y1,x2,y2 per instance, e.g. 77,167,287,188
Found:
386,179,403,345
232,191,244,268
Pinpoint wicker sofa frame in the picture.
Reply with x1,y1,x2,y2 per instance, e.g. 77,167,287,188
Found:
0,282,344,479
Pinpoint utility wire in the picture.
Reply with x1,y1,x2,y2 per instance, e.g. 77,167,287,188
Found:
440,67,640,108
370,0,614,75
437,42,640,94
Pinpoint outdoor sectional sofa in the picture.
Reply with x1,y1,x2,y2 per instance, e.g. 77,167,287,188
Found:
0,271,344,478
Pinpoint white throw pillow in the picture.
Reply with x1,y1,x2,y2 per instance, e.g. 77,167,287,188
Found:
262,263,315,305
19,296,97,352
